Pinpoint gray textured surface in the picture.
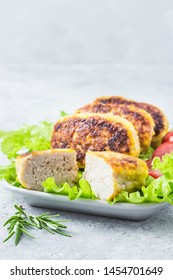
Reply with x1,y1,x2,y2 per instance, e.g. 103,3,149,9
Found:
0,0,173,64
0,64,173,260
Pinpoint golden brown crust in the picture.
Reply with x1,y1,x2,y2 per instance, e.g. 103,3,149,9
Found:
76,103,155,153
88,151,148,173
17,149,75,159
76,103,112,114
95,96,126,105
93,96,168,148
137,102,169,147
51,113,140,167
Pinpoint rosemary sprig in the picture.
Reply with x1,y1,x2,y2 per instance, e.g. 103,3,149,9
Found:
3,205,71,245
3,205,34,245
28,212,71,237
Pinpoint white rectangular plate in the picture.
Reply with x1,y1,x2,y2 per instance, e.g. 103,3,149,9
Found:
2,181,169,221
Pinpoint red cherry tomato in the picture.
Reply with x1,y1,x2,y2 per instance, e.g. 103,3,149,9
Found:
162,131,173,143
148,169,162,179
153,142,173,159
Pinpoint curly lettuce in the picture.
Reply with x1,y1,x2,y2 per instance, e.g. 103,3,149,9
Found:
42,177,96,200
139,146,154,160
0,162,18,185
0,121,53,159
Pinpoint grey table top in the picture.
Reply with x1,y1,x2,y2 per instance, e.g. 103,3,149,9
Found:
0,64,173,260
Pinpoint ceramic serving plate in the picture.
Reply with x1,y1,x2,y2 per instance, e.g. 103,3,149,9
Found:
2,180,169,221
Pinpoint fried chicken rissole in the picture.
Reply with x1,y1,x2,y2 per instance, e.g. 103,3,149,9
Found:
51,113,140,167
83,151,148,200
94,96,169,148
76,103,155,153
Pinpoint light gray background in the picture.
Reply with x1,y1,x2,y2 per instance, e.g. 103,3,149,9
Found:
0,0,173,260
1,0,173,64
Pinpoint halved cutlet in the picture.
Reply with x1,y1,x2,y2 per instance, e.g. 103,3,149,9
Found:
94,96,169,148
76,103,155,153
51,113,140,167
16,149,78,191
83,151,148,200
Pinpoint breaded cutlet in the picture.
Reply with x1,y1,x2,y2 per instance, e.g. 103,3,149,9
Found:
51,113,140,167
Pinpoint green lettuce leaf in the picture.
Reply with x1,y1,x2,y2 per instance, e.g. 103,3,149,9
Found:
42,177,95,200
139,146,154,160
42,177,81,199
0,162,16,183
0,121,53,159
0,162,21,187
60,111,69,117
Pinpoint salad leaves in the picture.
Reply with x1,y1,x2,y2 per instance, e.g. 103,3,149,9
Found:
0,120,173,204
0,162,18,185
60,111,69,117
139,146,154,160
42,177,96,200
0,121,53,159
